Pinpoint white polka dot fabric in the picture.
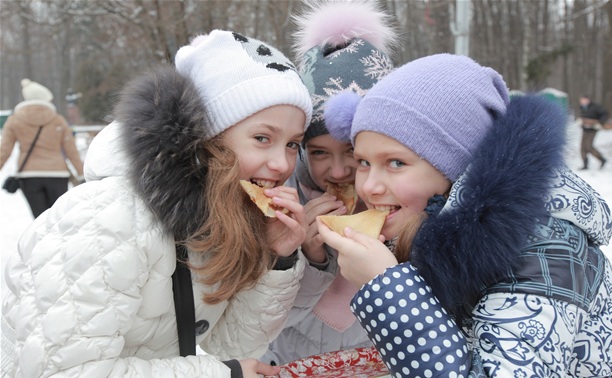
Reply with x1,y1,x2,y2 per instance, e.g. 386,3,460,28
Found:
351,263,471,377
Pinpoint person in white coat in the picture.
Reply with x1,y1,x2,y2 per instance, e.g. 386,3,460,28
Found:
2,30,313,378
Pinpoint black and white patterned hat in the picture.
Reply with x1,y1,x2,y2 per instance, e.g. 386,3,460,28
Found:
175,30,312,139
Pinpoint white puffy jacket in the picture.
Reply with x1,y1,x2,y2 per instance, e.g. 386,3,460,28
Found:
2,115,306,377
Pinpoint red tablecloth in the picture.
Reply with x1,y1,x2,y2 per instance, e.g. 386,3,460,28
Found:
273,346,389,377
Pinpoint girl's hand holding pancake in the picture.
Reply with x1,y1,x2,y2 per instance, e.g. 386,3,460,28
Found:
316,217,397,287
266,186,308,257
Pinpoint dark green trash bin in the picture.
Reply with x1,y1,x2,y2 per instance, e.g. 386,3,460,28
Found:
0,110,12,130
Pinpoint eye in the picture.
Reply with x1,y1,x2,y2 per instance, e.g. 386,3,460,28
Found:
255,136,270,143
358,159,370,167
287,141,300,150
309,149,327,156
389,159,405,168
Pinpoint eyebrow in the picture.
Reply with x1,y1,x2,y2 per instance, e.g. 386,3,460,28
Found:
261,124,304,139
354,149,404,160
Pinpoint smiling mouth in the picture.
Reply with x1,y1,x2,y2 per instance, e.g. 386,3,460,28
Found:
372,205,400,214
251,179,277,188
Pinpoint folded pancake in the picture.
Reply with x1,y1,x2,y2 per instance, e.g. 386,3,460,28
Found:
240,180,289,218
325,181,358,215
319,209,389,238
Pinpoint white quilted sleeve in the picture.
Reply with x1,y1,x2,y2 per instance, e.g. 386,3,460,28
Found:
200,251,306,359
1,179,234,378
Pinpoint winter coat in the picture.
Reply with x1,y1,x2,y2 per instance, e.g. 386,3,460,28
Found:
262,159,371,365
350,95,612,377
0,100,83,177
579,100,608,126
1,66,307,378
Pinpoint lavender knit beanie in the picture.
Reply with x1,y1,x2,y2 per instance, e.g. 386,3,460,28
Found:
325,53,509,181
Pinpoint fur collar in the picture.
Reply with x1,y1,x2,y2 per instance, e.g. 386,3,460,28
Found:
410,95,568,320
114,65,210,241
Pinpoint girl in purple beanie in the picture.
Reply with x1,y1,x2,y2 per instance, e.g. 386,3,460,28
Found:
317,54,612,377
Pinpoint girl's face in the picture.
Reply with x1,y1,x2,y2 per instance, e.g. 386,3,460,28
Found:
305,134,357,190
353,131,451,240
222,105,306,188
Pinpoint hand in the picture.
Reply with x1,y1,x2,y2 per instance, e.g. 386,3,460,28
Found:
302,194,346,263
265,186,307,257
316,217,398,287
238,358,280,378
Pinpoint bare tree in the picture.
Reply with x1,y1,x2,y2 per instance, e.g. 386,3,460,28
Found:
0,0,609,123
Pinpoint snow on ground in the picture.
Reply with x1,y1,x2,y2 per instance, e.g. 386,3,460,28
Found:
1,122,611,299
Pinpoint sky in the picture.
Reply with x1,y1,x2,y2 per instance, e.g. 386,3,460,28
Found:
1,121,611,299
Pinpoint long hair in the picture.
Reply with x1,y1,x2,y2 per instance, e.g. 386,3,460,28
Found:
394,211,428,263
187,136,276,304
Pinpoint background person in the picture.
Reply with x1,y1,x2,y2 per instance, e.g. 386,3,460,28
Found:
0,79,84,218
319,54,612,377
263,0,397,365
578,95,608,169
2,30,312,378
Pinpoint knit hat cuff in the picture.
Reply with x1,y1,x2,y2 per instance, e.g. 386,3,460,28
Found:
353,96,472,181
205,75,313,138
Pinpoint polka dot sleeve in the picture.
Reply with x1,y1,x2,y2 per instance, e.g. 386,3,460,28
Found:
350,262,477,377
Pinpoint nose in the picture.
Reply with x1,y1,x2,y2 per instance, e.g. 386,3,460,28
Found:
329,157,353,180
267,150,290,175
360,168,386,197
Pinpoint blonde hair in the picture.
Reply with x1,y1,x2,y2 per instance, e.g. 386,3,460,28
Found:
394,211,428,263
186,137,276,304
394,192,449,263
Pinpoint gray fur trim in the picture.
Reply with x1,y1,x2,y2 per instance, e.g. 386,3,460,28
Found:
114,64,210,241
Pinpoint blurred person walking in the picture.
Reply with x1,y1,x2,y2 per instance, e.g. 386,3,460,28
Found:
578,95,608,169
0,79,84,218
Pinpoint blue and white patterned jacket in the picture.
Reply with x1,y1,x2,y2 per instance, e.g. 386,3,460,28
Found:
351,95,612,377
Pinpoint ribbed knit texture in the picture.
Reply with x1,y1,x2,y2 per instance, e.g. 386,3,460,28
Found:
174,30,312,139
350,54,509,181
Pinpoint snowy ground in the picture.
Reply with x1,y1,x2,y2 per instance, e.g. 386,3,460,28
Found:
1,122,611,298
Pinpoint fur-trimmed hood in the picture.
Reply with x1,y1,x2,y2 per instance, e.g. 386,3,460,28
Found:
410,94,611,319
85,65,210,242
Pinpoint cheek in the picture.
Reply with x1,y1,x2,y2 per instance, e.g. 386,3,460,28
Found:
355,171,367,199
307,158,329,188
286,153,298,177
235,151,261,179
394,184,430,213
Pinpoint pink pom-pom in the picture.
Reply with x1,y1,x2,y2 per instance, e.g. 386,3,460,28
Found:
293,0,397,61
324,91,361,142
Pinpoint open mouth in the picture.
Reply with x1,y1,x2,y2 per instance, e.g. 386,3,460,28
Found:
373,205,400,215
250,179,277,189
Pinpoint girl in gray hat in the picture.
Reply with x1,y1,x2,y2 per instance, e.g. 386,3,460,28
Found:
263,0,398,366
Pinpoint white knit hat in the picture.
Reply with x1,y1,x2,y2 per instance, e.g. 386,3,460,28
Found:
21,79,54,102
175,30,313,139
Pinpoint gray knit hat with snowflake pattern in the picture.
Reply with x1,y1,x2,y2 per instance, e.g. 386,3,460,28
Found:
293,1,397,146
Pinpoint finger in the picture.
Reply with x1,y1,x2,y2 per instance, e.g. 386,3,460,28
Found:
271,196,303,217
274,209,301,230
255,361,281,376
315,217,352,252
304,197,344,224
265,186,298,200
343,226,382,245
